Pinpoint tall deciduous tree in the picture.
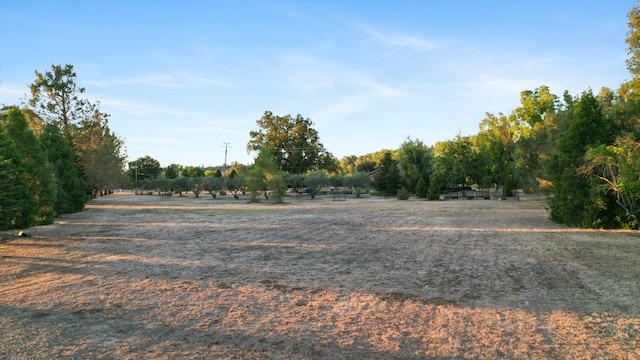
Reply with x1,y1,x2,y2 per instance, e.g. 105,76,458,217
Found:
476,112,521,194
620,4,640,100
432,134,478,188
397,137,432,193
513,86,561,193
247,111,335,174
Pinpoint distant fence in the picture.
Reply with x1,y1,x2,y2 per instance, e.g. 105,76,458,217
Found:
442,189,507,200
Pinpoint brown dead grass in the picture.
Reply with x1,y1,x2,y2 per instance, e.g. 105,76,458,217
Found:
1,192,639,359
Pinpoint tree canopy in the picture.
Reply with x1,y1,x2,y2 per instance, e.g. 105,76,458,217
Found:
247,111,336,174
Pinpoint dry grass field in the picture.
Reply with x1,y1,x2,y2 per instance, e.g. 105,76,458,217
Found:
1,192,639,359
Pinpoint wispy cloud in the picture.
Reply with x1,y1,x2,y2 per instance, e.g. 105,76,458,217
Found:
186,76,234,88
85,75,178,88
86,73,233,89
98,96,197,118
355,23,436,52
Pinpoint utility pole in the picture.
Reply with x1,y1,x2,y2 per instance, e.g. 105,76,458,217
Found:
222,142,231,172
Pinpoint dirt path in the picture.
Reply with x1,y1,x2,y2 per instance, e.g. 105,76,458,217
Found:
1,193,639,359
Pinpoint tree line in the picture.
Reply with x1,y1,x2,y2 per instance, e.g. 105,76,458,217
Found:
3,5,640,231
129,3,640,230
1,65,127,231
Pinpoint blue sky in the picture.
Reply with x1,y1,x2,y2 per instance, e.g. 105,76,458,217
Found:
0,1,635,167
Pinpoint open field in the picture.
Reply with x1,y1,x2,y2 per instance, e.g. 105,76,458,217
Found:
1,192,639,359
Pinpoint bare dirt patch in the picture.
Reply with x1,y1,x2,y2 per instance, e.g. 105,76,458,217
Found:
1,193,639,359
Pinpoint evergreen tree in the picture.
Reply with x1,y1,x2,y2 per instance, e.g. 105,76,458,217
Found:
415,177,428,199
0,123,29,230
39,123,89,214
375,151,400,196
1,108,57,226
547,90,617,227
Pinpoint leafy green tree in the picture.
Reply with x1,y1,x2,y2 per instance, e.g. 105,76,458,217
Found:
171,176,191,196
265,171,287,203
578,136,640,229
512,86,562,193
432,134,478,188
338,155,358,174
329,174,344,191
151,177,171,195
303,170,328,198
164,164,180,179
375,151,400,196
190,177,205,198
285,173,305,195
249,154,287,202
620,4,640,100
247,111,335,174
128,156,162,185
39,123,88,214
227,173,246,199
398,137,432,192
182,166,205,178
227,161,246,176
476,112,521,195
343,171,370,197
203,176,224,198
354,150,396,173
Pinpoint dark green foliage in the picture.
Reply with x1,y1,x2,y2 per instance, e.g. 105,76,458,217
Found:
1,108,57,227
303,171,328,199
397,187,411,200
128,156,162,184
432,134,478,188
428,174,443,200
164,164,179,179
170,177,190,196
398,137,432,192
246,147,288,203
285,173,305,195
247,111,335,174
415,177,427,199
39,123,88,214
181,166,205,178
0,124,29,230
375,152,400,196
547,90,619,227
